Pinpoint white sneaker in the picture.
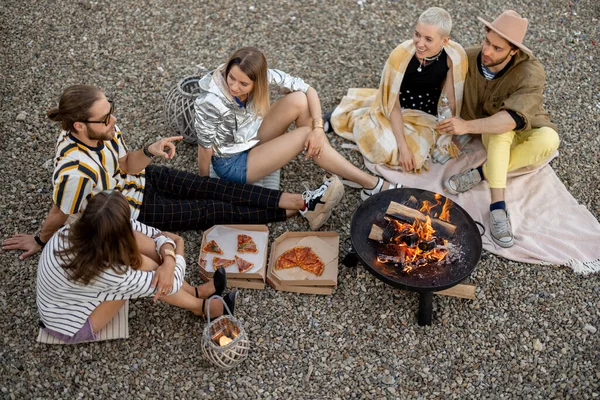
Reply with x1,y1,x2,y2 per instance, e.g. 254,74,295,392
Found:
360,177,402,201
490,209,514,248
300,175,344,230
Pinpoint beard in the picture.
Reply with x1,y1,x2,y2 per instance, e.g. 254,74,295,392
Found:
482,52,513,68
86,127,115,142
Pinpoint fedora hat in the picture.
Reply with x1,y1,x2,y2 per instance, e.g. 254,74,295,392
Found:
478,10,532,54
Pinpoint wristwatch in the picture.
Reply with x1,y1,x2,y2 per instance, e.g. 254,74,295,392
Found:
142,145,154,158
162,248,176,262
34,233,47,248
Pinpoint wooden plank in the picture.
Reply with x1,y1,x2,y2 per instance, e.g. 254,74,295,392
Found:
369,225,384,241
434,284,476,300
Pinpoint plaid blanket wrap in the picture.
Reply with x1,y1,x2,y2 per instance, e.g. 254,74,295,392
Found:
331,40,468,169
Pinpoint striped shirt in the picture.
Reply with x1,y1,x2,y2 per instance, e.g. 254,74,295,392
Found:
53,125,145,219
37,219,185,337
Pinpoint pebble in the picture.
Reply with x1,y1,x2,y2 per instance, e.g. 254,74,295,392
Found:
16,112,27,121
583,324,597,334
533,339,544,352
1,1,599,399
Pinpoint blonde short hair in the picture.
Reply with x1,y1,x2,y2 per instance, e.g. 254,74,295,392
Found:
418,7,452,37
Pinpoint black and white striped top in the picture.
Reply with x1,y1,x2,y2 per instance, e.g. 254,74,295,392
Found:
36,219,185,337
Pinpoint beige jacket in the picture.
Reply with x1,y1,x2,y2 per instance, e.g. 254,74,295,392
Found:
461,46,557,132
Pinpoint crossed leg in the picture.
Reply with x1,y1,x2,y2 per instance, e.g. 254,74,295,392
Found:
246,92,387,190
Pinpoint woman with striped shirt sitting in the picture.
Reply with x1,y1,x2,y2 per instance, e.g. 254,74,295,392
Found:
37,190,234,344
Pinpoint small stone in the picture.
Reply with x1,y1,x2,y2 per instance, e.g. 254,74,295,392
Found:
381,375,394,385
16,112,27,121
533,339,544,352
583,324,597,334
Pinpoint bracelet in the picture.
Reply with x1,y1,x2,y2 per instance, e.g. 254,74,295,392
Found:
34,233,47,248
312,118,324,130
142,145,154,158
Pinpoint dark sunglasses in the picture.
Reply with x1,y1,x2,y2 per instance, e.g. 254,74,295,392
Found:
82,99,114,126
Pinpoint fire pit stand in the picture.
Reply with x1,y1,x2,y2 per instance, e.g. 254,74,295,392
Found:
346,188,482,326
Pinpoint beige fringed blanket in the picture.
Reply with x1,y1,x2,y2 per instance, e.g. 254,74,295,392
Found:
331,40,468,169
361,137,600,274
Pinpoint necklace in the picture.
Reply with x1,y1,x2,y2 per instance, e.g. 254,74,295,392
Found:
417,48,444,72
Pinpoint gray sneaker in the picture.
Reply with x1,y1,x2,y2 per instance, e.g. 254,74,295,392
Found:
490,209,515,248
444,168,482,195
300,175,344,230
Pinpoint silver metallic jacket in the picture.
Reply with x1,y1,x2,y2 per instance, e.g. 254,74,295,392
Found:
194,65,310,157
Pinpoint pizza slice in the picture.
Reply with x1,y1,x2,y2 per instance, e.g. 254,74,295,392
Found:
276,255,298,270
212,257,235,268
237,234,258,253
300,260,325,276
235,255,254,273
299,248,325,276
203,240,224,254
293,246,311,263
199,258,207,268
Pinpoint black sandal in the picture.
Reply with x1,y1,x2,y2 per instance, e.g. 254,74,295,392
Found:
223,291,237,316
195,267,227,299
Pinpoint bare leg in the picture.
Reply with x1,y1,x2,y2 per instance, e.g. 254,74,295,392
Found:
490,188,505,204
181,280,220,299
160,288,224,317
248,91,386,188
89,300,127,332
135,231,160,264
249,126,381,188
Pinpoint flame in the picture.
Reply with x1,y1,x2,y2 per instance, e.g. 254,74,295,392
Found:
377,196,455,273
439,197,453,222
419,200,437,215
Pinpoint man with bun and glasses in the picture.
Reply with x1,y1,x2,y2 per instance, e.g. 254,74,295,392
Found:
437,10,559,248
2,85,344,261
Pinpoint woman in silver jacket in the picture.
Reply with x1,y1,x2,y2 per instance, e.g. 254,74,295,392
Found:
194,46,400,201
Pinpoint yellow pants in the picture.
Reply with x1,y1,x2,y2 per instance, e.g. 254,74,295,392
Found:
481,126,560,189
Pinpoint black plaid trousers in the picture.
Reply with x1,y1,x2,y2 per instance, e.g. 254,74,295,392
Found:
138,165,287,231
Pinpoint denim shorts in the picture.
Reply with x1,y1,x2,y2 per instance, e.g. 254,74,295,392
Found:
211,151,249,184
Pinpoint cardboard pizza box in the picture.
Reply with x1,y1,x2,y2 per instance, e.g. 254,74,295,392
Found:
265,274,334,295
266,231,339,294
199,270,266,290
199,225,268,288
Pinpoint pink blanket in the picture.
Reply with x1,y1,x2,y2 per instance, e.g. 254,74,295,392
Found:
362,137,600,274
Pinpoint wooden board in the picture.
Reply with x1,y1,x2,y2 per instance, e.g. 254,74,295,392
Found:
434,284,476,300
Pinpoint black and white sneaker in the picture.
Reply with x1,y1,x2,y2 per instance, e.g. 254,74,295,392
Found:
323,110,335,133
299,175,344,230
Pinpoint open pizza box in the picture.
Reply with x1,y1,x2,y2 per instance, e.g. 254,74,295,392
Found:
266,231,339,295
199,225,268,290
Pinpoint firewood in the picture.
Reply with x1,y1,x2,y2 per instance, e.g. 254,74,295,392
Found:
386,201,456,236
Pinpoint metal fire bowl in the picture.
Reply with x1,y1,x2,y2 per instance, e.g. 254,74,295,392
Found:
350,188,482,293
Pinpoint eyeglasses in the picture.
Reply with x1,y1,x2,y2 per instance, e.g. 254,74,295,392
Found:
82,99,114,126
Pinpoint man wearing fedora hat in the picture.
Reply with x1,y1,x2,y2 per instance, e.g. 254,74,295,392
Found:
437,10,559,248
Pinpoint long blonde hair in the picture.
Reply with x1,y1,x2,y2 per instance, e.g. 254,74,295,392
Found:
224,47,270,116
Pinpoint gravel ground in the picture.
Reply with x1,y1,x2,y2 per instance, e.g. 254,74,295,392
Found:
1,0,599,399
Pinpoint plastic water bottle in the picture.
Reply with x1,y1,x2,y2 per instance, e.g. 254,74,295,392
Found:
437,92,452,123
433,92,453,164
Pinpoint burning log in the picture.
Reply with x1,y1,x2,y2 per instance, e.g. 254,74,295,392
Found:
377,244,405,264
386,201,456,236
418,240,436,251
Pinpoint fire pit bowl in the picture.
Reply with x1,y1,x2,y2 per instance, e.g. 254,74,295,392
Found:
349,188,482,325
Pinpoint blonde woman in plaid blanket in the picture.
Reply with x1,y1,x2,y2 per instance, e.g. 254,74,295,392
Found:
329,7,468,172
